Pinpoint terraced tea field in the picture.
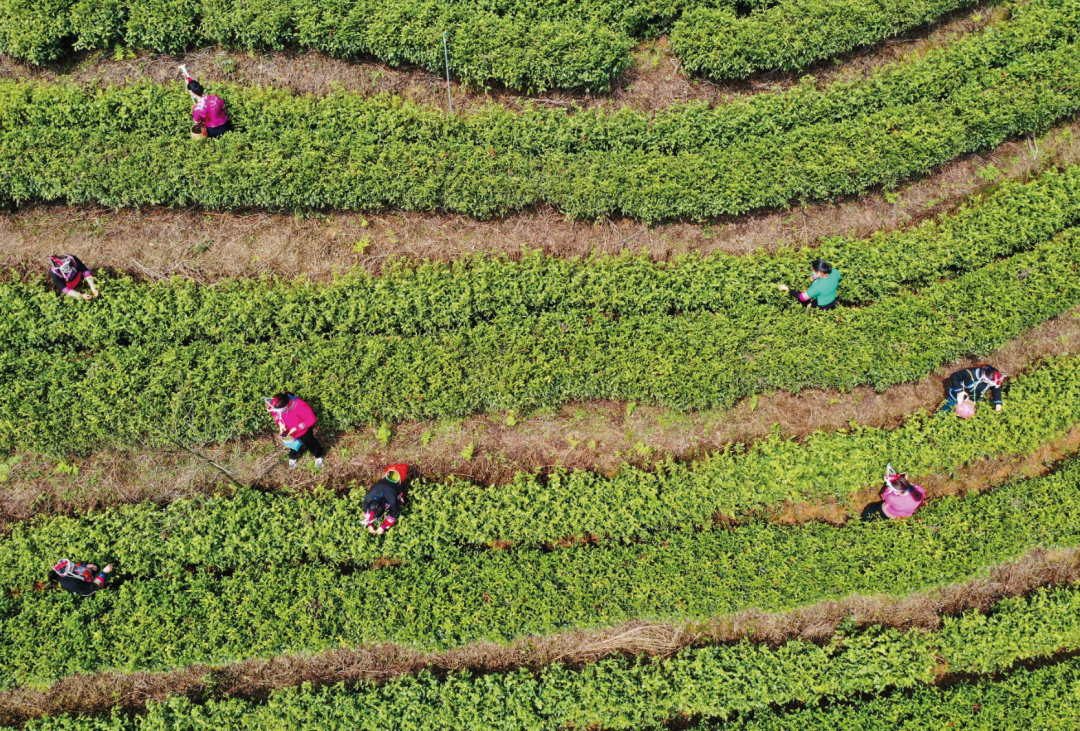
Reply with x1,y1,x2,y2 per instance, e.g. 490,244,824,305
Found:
3,0,1080,727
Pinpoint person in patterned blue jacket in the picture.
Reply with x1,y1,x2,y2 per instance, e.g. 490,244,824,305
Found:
941,365,1005,413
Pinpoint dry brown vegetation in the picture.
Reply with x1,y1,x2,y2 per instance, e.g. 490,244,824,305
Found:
0,4,1000,114
4,304,1080,530
1,119,1077,285
0,545,1075,727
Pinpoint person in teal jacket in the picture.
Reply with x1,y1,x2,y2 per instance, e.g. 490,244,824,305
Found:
778,259,842,310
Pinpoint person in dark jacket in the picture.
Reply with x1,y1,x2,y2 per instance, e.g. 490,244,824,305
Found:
940,365,1006,413
363,464,408,535
50,559,112,597
48,255,99,300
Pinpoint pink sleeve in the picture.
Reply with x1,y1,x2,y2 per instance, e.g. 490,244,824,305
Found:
296,399,317,427
193,105,205,124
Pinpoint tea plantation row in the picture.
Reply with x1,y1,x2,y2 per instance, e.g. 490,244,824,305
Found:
5,352,1080,587
5,584,1080,729
4,233,1078,453
2,0,1079,219
3,456,1080,686
0,0,985,90
6,163,1080,351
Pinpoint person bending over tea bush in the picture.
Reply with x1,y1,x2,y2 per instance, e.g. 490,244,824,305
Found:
47,255,98,300
861,464,925,521
180,64,231,138
265,393,324,469
777,259,842,310
363,464,409,535
941,366,1006,414
50,559,113,597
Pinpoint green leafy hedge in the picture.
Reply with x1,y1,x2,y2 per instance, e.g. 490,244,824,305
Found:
671,0,983,79
1,0,1079,220
7,163,1080,352
7,586,1080,729
2,457,1080,687
5,352,1080,590
5,232,1080,453
0,0,967,91
0,0,638,91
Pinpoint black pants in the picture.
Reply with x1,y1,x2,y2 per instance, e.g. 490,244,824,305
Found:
207,120,232,138
289,429,324,459
861,502,888,522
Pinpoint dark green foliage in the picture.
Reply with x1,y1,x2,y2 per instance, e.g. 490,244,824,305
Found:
1,0,1079,218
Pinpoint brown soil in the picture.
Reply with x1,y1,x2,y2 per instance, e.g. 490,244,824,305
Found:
2,121,1078,283
0,5,1000,114
1,545,1075,727
4,304,1080,529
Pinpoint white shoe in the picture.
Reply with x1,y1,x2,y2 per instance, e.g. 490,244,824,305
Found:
288,459,297,469
315,457,324,468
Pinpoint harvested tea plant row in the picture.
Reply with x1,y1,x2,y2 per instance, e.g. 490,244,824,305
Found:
4,232,1080,453
2,0,1080,220
4,351,1080,588
6,163,1080,351
3,452,1080,687
4,583,1080,729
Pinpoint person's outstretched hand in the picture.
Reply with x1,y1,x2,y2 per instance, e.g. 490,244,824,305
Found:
376,527,385,536
103,565,113,573
996,404,1003,412
776,284,789,292
82,292,93,300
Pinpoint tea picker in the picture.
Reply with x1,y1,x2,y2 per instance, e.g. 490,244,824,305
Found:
50,559,113,597
265,393,325,469
178,64,231,138
48,255,99,300
776,259,842,311
861,464,925,521
364,464,409,535
940,366,1005,416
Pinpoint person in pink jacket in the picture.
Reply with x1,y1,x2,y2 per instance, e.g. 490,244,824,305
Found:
266,393,324,469
861,464,925,521
180,65,231,138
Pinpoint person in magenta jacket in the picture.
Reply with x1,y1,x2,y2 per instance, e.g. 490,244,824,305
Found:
180,65,231,138
266,393,324,469
861,464,925,521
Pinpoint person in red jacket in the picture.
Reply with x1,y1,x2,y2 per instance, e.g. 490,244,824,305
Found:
265,393,324,469
861,464,925,521
50,559,113,597
364,464,408,535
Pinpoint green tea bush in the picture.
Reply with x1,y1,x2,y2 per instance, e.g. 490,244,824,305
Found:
1,0,1079,219
0,0,635,91
3,458,1080,687
6,164,1080,352
4,233,1079,453
5,353,1080,588
672,0,982,78
9,587,1080,729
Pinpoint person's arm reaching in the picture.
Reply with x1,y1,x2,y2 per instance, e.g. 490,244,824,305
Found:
379,500,401,533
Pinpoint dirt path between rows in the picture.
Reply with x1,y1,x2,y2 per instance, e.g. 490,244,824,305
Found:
2,120,1077,285
0,5,1000,114
1,542,1075,727
4,303,1080,528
